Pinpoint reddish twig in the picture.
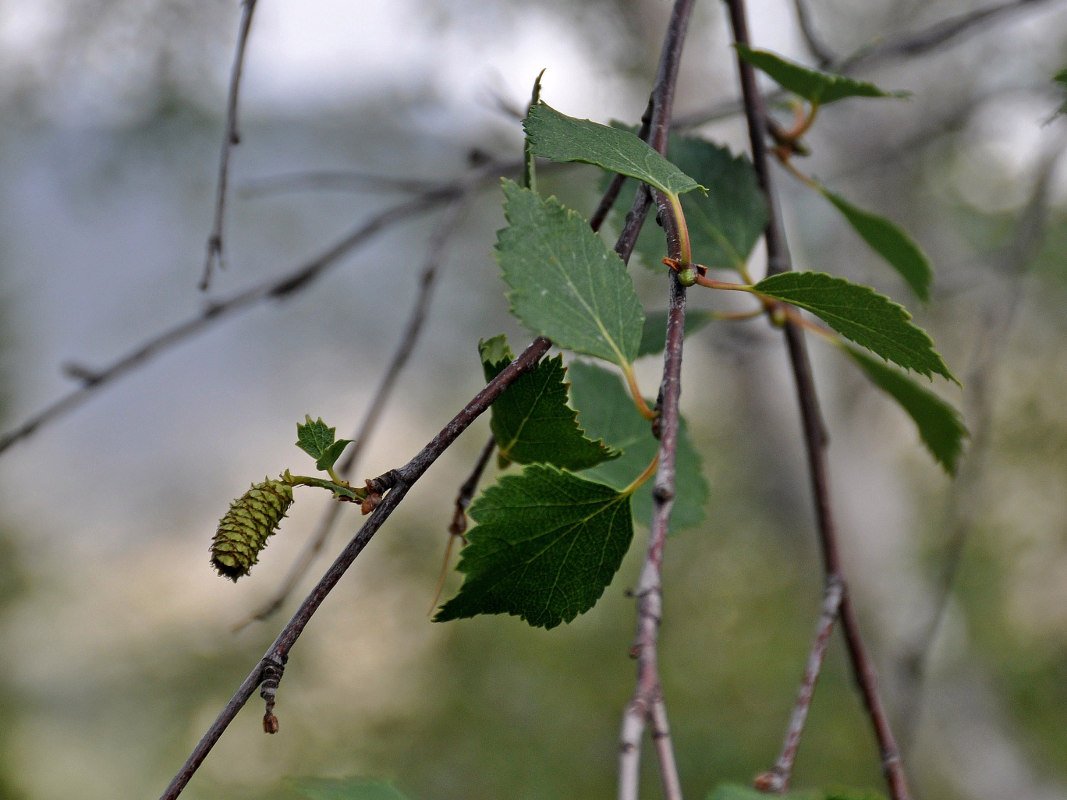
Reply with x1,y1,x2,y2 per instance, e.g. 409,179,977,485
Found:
201,0,259,291
725,1,911,797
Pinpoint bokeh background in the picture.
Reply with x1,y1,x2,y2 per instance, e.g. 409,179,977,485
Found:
0,1,1065,798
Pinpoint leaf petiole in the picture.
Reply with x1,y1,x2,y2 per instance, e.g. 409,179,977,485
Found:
621,362,657,421
665,192,692,267
282,470,368,503
621,453,660,497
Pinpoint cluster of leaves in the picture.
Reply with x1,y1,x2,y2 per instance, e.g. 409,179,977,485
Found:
210,50,967,636
203,45,975,800
433,53,967,630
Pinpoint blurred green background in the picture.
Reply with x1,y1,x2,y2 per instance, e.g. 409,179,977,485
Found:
0,1,1065,798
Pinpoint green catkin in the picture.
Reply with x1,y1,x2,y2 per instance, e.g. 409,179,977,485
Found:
211,478,294,581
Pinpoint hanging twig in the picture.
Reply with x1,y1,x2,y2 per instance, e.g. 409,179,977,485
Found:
158,336,553,800
0,160,514,458
617,3,694,800
201,0,259,291
725,1,911,797
234,195,472,628
755,576,844,791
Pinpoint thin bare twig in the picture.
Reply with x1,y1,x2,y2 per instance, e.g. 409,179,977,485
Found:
239,170,449,198
725,1,911,797
755,576,844,791
449,435,497,537
839,0,1052,70
617,3,693,800
201,0,259,291
0,161,513,458
159,336,553,800
235,196,472,628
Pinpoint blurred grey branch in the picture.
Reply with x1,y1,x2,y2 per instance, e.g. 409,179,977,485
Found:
0,162,511,458
201,0,260,291
678,0,1056,129
897,144,1064,752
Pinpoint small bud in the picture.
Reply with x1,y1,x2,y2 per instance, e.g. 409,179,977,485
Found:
678,267,697,287
211,478,294,580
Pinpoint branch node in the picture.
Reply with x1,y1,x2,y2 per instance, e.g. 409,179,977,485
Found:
259,658,285,734
753,768,787,793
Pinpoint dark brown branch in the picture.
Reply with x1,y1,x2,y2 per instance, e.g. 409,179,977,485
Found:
201,0,259,291
449,435,497,537
0,162,513,458
159,336,552,800
617,3,693,799
234,196,471,628
725,1,911,797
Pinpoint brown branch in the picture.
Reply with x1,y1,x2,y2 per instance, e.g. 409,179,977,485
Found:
725,1,911,797
617,3,694,800
0,161,513,458
159,336,552,800
234,196,472,628
201,0,259,291
449,435,497,537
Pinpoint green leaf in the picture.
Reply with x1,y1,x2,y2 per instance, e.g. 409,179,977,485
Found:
844,345,967,474
295,415,352,472
480,336,618,469
434,464,633,629
753,271,957,383
638,310,717,357
821,188,932,301
735,44,909,105
524,102,704,196
496,180,645,367
611,134,768,273
568,361,708,531
287,776,409,800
